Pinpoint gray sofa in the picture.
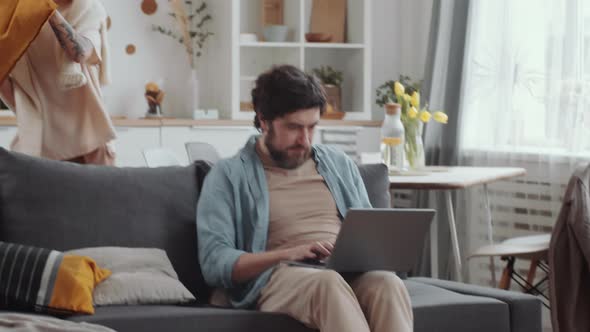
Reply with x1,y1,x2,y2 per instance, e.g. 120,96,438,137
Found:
0,148,541,332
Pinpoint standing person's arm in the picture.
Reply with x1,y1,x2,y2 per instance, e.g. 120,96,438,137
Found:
0,78,16,111
48,11,95,63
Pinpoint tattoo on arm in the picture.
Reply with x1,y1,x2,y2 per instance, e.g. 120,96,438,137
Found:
49,12,93,63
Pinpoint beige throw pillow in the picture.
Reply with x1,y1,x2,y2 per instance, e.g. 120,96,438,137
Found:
67,247,195,306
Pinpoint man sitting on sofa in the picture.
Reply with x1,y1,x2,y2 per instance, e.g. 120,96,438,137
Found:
197,65,412,332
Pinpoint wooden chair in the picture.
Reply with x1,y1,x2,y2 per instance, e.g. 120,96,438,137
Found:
184,142,221,165
470,233,550,308
142,148,181,167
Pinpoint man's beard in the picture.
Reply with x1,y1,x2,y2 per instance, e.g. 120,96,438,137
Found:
264,126,311,170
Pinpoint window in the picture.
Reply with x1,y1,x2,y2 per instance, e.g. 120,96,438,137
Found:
461,0,590,155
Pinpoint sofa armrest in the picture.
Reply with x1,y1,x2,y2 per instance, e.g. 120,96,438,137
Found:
410,277,542,332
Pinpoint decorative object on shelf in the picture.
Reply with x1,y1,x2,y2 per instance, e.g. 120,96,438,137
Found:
152,0,213,68
145,82,165,118
261,0,284,26
193,109,219,120
231,0,371,121
376,75,448,170
320,108,345,120
141,0,158,15
262,25,288,42
310,0,346,43
240,101,254,112
125,44,136,55
312,65,344,119
305,32,332,43
152,0,213,114
186,68,200,116
239,33,258,43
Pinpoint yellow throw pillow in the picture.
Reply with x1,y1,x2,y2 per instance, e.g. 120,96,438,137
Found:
0,241,111,315
48,255,112,314
0,0,56,82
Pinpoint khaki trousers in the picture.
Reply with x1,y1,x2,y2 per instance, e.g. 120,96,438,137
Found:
258,265,413,332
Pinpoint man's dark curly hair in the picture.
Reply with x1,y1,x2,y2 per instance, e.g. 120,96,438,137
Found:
252,65,327,130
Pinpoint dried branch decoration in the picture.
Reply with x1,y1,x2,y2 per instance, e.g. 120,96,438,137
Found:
152,0,213,69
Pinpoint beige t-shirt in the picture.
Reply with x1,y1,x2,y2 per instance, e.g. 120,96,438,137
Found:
256,139,341,251
10,2,115,160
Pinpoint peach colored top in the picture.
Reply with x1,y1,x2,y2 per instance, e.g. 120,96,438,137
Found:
256,139,341,251
9,0,114,160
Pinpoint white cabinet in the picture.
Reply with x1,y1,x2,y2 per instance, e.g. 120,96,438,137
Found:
0,124,381,166
159,125,380,165
0,126,17,150
161,126,259,165
0,125,163,167
231,0,372,120
113,127,160,167
160,126,380,165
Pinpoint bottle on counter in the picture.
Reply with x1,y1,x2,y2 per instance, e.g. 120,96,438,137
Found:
381,102,406,173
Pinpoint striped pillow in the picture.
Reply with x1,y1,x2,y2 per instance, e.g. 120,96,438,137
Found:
0,241,111,315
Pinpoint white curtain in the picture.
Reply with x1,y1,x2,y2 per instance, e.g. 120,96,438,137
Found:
460,0,590,155
419,0,471,279
460,1,590,329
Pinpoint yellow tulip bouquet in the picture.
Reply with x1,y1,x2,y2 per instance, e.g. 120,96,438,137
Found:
376,75,448,169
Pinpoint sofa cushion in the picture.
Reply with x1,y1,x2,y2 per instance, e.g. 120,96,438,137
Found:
64,281,510,332
357,163,391,208
411,277,542,332
0,241,110,315
67,305,312,332
66,247,195,306
0,149,212,302
405,280,510,332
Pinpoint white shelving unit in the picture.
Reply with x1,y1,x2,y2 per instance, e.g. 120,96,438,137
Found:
231,0,372,120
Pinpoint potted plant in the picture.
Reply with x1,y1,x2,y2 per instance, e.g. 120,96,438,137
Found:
312,65,344,119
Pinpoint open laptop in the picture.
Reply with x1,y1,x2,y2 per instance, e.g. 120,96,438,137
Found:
285,208,435,273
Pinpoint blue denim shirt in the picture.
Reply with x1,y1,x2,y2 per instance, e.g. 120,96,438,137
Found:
196,135,371,309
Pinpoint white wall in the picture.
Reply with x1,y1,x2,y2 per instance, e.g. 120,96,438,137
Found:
100,0,432,120
100,0,202,118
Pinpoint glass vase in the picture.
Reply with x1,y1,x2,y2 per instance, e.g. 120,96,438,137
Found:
404,121,425,170
183,68,200,117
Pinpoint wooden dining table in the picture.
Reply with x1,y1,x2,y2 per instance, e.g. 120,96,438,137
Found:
389,166,527,282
